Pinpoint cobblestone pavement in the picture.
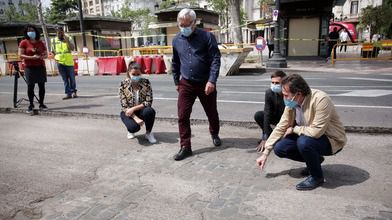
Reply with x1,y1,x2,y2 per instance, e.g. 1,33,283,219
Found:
1,113,391,220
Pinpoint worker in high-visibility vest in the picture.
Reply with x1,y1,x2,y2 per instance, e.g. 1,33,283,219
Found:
51,26,77,99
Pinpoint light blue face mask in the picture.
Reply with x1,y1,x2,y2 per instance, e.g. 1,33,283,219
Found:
284,94,298,109
131,75,141,82
27,31,36,40
270,84,282,93
180,26,193,37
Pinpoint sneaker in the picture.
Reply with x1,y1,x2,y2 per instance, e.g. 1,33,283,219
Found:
26,105,34,114
127,132,136,139
145,132,157,144
63,95,72,100
39,104,48,111
72,91,78,98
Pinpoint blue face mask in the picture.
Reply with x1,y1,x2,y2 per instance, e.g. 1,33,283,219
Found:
284,94,298,109
131,75,141,82
180,26,193,37
270,84,281,93
27,31,36,40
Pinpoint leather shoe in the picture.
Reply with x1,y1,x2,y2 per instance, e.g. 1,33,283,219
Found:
174,147,193,161
296,176,324,190
300,156,325,176
212,135,221,147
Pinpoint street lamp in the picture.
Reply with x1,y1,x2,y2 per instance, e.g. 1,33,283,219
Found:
266,0,287,68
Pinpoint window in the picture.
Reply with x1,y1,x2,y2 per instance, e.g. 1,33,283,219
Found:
350,1,358,15
95,0,99,4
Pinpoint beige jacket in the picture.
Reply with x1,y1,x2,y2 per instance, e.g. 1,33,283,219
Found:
263,89,347,156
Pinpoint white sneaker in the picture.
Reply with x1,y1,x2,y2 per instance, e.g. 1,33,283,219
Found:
127,132,136,139
145,132,157,144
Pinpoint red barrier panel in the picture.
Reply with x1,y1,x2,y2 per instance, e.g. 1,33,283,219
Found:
143,56,153,74
134,56,145,73
96,57,125,75
74,58,78,75
154,55,166,74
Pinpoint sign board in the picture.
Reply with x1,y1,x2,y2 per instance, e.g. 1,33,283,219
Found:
255,36,267,51
273,10,279,21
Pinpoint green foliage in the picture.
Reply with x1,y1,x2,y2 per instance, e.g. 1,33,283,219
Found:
359,4,392,38
240,7,247,25
159,0,176,10
45,0,78,24
2,4,38,22
113,6,153,34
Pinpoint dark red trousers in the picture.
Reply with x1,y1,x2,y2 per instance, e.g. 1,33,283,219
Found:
177,78,220,148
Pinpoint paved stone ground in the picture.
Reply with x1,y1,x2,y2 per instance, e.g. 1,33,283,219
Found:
1,113,391,220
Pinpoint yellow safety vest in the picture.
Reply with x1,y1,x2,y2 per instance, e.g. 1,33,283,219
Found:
52,37,74,66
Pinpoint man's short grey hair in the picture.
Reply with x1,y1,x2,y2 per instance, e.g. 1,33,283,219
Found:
177,8,197,23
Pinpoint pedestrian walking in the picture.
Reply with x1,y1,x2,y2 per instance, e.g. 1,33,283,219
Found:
339,29,349,52
172,8,222,161
256,74,347,190
18,24,48,113
327,27,339,60
267,32,274,58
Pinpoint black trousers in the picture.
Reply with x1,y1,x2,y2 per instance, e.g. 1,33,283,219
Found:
254,111,281,139
120,107,156,133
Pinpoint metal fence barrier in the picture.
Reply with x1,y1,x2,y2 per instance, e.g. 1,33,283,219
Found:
332,40,392,64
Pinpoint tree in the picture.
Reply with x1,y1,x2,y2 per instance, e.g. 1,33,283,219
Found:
358,3,392,38
45,0,78,24
3,4,38,22
229,0,243,46
113,7,152,34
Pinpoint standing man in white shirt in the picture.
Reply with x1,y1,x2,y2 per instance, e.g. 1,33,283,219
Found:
339,29,349,52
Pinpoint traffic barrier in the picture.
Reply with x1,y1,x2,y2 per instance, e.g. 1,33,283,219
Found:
0,55,6,76
163,55,172,74
134,56,146,73
96,56,126,75
44,59,59,76
153,55,166,74
124,56,134,70
143,56,153,74
77,57,97,76
332,41,392,64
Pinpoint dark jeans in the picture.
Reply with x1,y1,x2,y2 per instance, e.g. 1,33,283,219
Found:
274,134,332,178
58,63,77,96
254,111,280,139
120,107,156,133
177,78,220,148
27,82,45,106
328,43,337,59
267,44,274,58
340,41,347,52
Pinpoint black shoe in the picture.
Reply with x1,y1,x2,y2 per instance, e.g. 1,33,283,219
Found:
296,176,324,190
212,135,221,147
72,91,78,98
26,105,34,114
63,95,72,100
173,147,193,161
300,156,325,176
39,104,48,111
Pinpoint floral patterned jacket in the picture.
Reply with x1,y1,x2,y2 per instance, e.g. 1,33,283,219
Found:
119,78,153,112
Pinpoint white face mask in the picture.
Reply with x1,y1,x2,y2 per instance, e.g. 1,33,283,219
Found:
180,26,193,37
270,83,282,93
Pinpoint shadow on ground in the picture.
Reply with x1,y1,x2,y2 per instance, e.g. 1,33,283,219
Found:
265,164,369,189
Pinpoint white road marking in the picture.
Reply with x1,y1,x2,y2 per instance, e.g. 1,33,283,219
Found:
340,77,392,82
332,89,392,97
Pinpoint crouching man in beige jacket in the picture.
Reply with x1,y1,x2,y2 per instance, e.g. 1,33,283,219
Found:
256,73,347,190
